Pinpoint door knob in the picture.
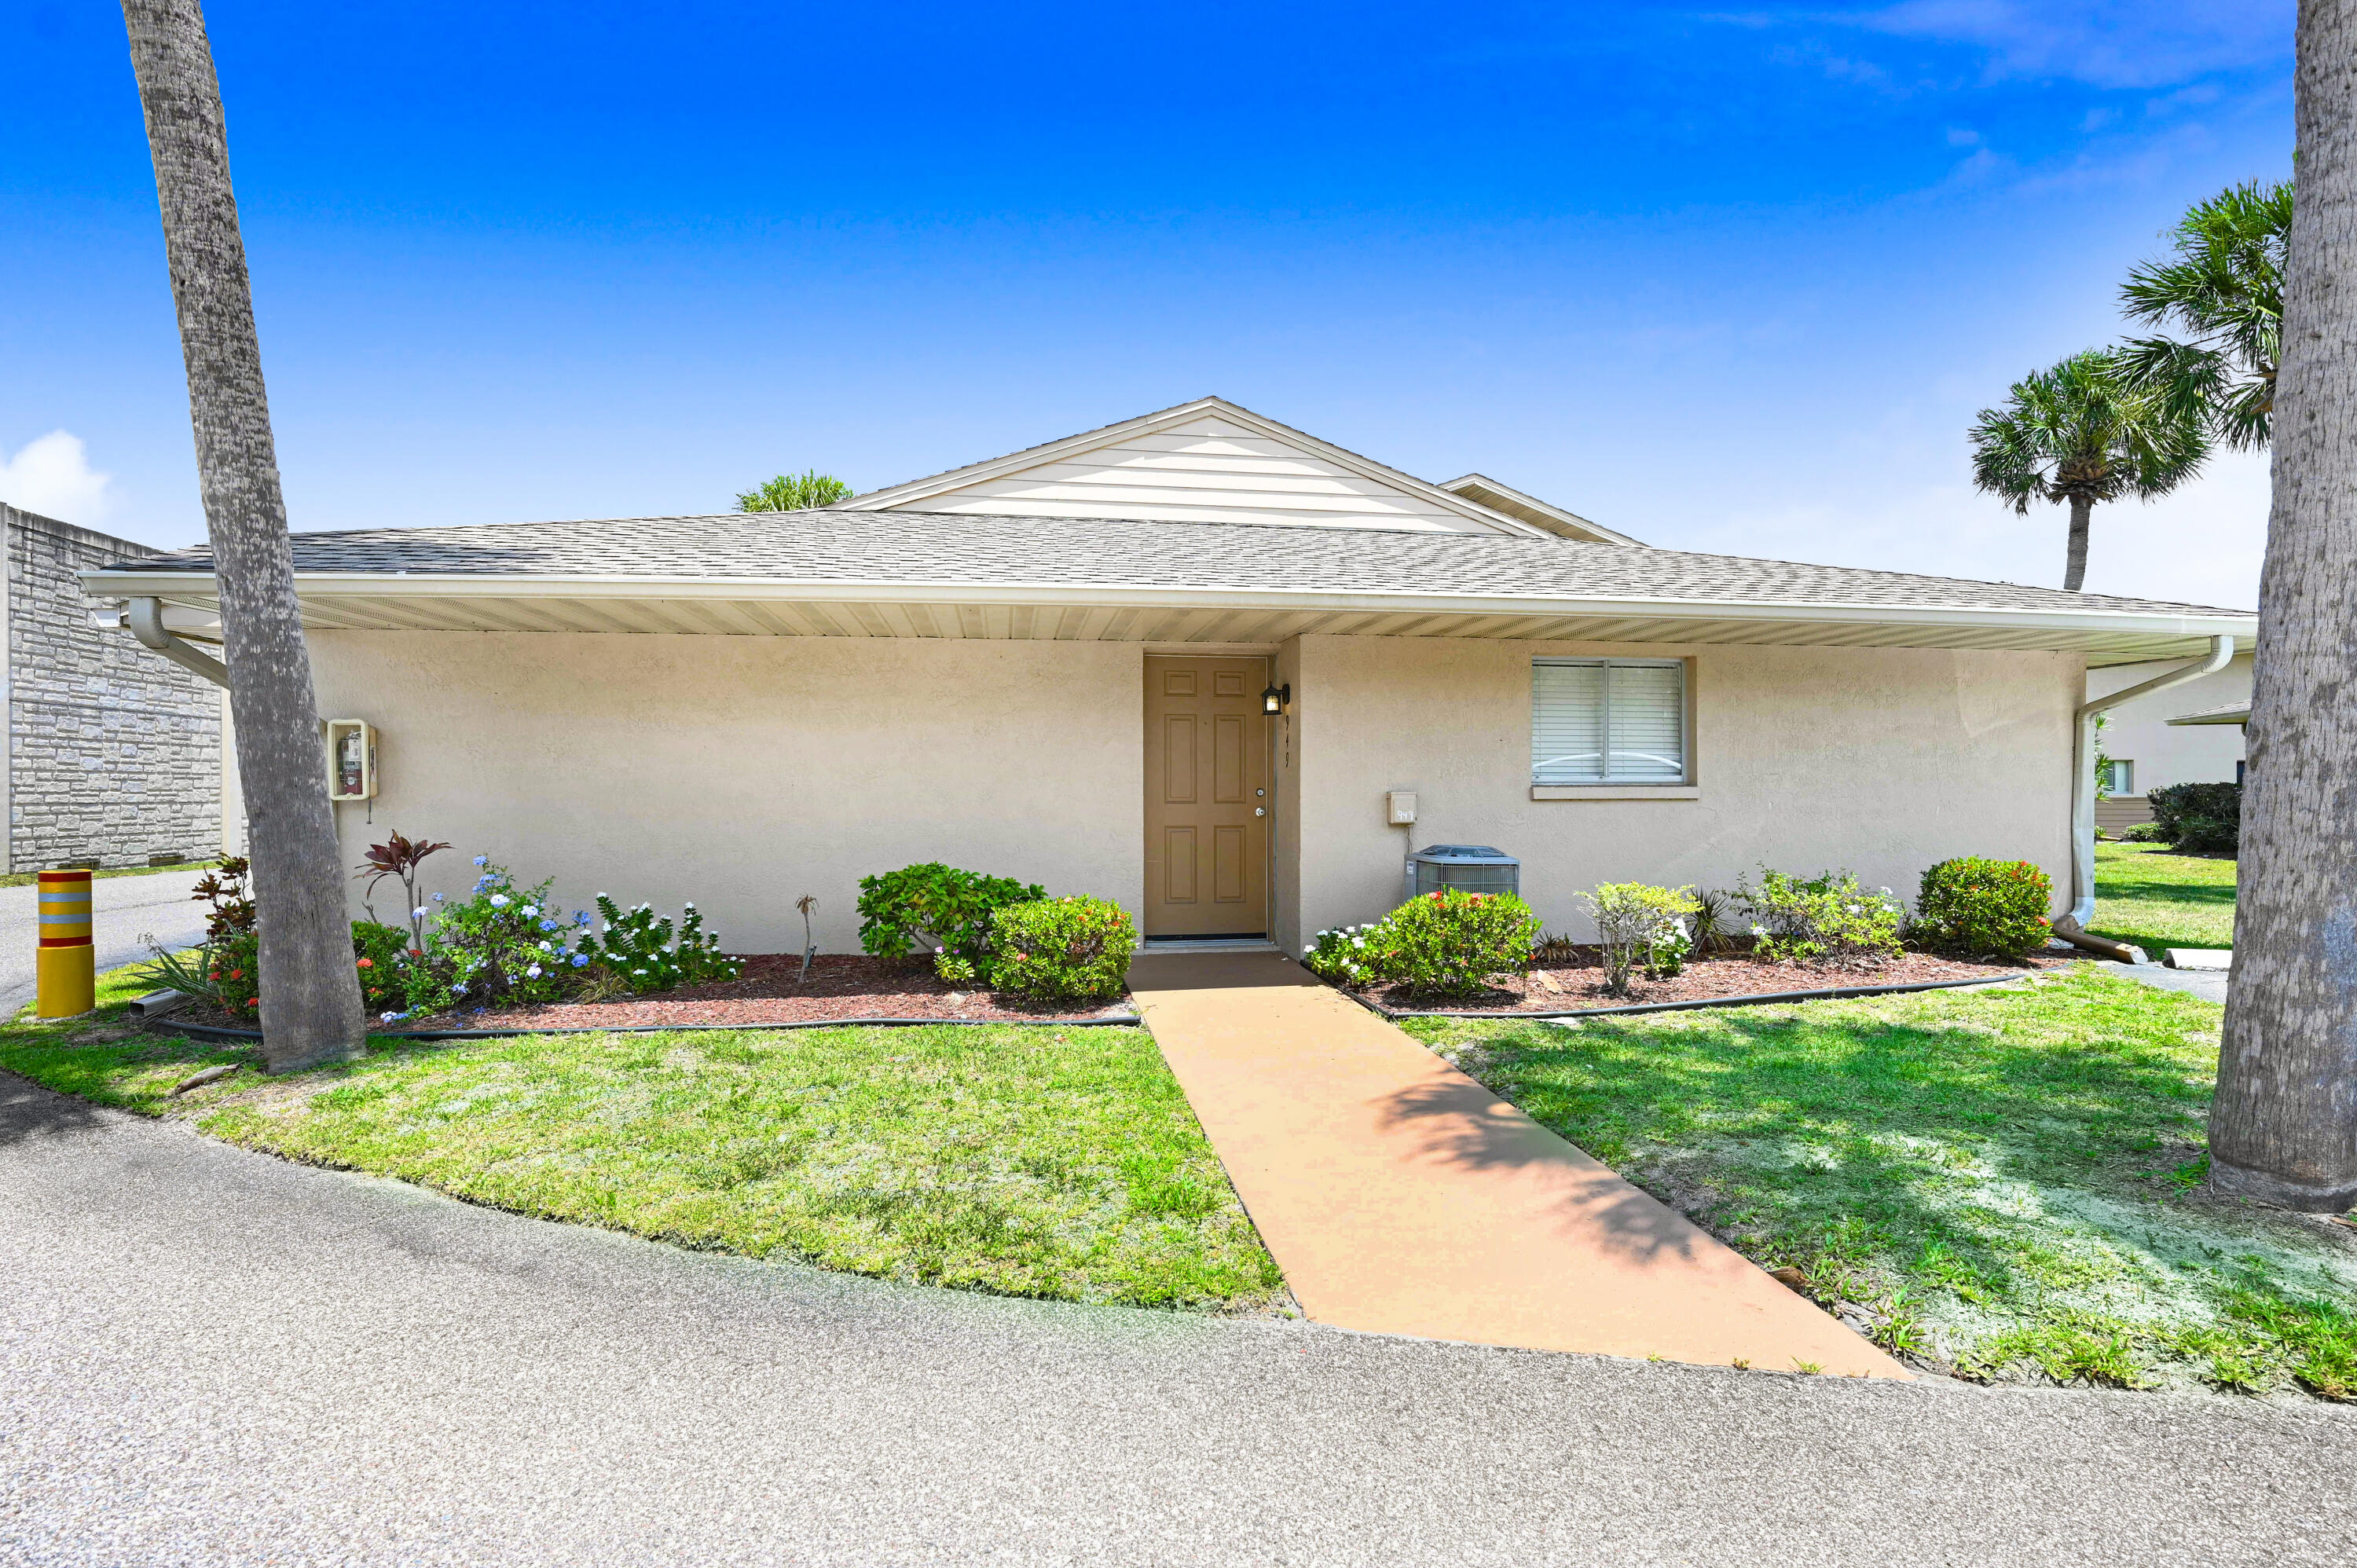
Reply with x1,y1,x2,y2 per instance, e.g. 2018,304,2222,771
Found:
1255,807,1266,816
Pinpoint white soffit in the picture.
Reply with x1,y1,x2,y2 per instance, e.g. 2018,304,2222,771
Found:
110,577,2250,665
833,397,1613,540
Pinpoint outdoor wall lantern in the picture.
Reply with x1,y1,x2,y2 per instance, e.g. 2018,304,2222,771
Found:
1261,681,1291,716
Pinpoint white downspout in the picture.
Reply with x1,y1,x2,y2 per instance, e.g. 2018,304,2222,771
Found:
123,596,229,687
2055,633,2234,958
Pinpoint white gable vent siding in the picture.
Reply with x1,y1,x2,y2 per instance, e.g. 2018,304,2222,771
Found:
1531,658,1687,784
910,419,1502,533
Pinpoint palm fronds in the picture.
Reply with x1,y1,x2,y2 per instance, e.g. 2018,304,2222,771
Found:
2117,180,2288,452
735,471,855,511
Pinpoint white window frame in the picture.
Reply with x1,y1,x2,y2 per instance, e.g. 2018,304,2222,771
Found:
2102,759,2135,796
1530,657,1697,799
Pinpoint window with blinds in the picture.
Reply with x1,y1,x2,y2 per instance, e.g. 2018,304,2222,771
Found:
1530,658,1688,784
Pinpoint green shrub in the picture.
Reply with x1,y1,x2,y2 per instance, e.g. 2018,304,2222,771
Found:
1580,882,1700,995
578,893,742,995
2119,822,2168,843
146,919,423,1021
1369,889,1544,998
405,861,588,1014
858,863,1047,975
934,951,977,987
1737,869,1905,967
2146,782,2241,855
351,920,415,1012
991,896,1136,1003
1914,857,2053,958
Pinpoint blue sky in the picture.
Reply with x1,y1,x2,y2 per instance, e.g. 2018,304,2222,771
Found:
1,1,2292,606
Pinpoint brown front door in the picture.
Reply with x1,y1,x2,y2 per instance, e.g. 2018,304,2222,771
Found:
1143,655,1270,937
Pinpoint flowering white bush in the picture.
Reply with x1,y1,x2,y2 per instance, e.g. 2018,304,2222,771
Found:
576,892,741,995
1303,923,1383,987
1736,868,1904,967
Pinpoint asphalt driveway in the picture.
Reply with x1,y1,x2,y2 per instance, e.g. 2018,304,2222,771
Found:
0,867,212,1013
1,1072,2348,1566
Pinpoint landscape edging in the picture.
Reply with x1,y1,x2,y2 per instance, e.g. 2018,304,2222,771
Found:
158,1012,1143,1044
1337,971,2029,1021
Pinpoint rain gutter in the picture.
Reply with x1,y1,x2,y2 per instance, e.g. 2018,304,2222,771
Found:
2054,633,2235,960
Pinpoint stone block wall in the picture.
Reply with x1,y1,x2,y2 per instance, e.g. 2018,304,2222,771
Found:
4,504,222,872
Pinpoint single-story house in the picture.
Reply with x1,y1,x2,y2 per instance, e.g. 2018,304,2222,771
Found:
2086,651,2252,833
83,397,2256,954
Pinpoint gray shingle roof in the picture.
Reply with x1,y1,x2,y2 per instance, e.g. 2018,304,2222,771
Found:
104,509,2253,619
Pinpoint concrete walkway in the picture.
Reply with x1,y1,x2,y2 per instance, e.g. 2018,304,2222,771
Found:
1127,952,1903,1377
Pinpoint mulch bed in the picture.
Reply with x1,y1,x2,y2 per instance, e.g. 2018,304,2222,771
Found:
1345,945,2075,1017
178,954,1137,1035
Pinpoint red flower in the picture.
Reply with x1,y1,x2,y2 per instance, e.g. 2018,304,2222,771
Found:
356,957,374,969
229,969,244,980
246,998,258,1008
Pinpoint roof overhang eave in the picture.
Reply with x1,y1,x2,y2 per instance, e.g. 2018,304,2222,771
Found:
80,567,2260,647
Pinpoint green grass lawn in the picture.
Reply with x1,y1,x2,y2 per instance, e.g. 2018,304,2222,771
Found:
1404,968,2355,1399
2089,841,2236,957
0,964,1281,1312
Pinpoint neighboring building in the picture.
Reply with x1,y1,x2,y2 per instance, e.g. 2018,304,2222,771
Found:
2087,651,2251,834
2,502,222,873
82,397,2256,952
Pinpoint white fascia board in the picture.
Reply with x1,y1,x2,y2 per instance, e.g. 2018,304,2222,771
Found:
79,566,2261,644
834,396,1555,539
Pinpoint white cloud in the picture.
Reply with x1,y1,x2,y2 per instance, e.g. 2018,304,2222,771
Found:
0,431,113,526
1850,1,2292,90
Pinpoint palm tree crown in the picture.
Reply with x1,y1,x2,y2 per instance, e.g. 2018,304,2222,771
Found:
736,471,854,511
1968,348,2209,590
2116,179,2289,452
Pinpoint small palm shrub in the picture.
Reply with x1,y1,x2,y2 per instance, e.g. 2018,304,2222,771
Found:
1376,889,1545,998
2147,782,2241,855
1688,887,1738,954
578,893,742,995
934,951,977,986
1914,858,2053,959
991,896,1136,1003
1737,869,1904,967
1581,882,1701,995
858,863,1047,977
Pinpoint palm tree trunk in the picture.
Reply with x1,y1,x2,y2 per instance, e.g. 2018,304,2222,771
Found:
2062,495,2093,592
121,0,365,1072
2212,0,2357,1213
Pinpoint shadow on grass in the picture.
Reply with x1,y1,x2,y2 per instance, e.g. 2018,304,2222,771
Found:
1400,994,2215,1283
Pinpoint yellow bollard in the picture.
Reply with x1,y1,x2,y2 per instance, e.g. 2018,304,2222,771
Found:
36,868,96,1019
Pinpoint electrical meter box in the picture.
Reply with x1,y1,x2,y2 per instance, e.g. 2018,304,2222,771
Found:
1386,790,1418,825
324,720,378,802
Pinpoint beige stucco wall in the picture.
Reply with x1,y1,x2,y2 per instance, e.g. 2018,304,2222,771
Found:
2086,651,2249,797
306,632,1145,953
1282,635,2080,944
303,627,2078,958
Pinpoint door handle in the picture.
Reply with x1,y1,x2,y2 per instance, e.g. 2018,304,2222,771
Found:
1255,807,1266,816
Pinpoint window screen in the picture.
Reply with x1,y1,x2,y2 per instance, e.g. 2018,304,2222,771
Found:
1531,659,1688,784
